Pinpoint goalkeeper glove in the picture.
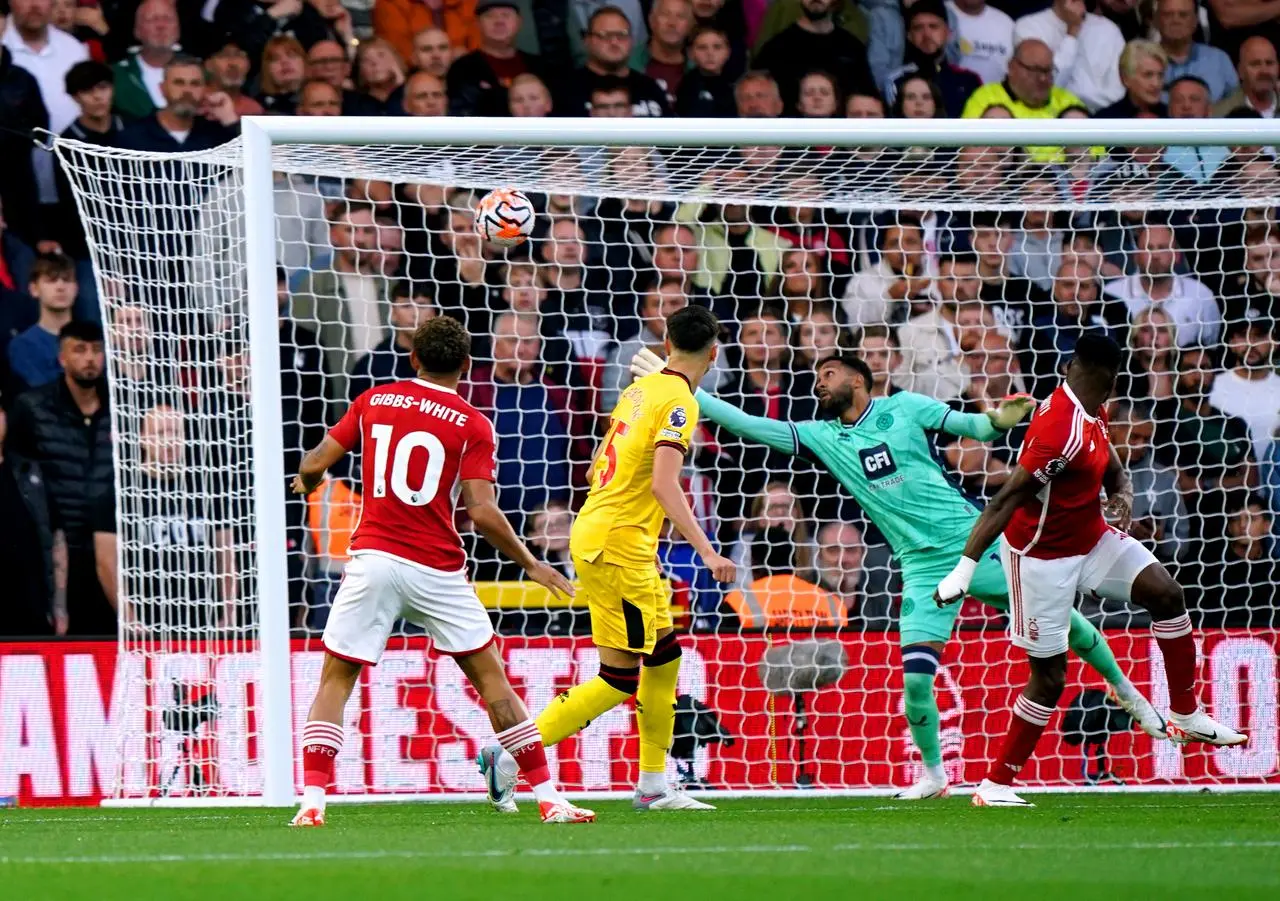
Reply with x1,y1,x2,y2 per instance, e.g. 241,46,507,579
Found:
630,347,666,380
934,556,977,608
987,393,1035,431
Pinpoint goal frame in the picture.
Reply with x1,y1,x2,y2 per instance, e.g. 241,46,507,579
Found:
110,116,1280,808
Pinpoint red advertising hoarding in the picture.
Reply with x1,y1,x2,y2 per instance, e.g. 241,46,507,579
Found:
0,631,1275,806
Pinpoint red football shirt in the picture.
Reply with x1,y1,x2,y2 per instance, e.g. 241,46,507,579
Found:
1005,384,1112,559
328,378,497,572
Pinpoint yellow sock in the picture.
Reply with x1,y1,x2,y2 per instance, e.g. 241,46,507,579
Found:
536,664,638,747
636,638,681,774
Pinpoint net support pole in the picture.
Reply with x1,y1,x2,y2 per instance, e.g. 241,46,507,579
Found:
241,120,295,806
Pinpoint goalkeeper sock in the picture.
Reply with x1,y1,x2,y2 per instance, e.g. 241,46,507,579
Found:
301,720,343,810
496,719,559,803
989,695,1054,785
1152,613,1199,715
1067,610,1126,688
536,663,639,747
636,634,682,784
902,646,944,775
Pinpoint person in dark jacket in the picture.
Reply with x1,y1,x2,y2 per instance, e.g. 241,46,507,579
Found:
676,24,737,116
559,5,671,116
346,281,437,403
447,0,543,116
0,397,57,636
0,45,49,250
878,0,981,118
6,321,114,636
115,55,240,153
212,0,338,69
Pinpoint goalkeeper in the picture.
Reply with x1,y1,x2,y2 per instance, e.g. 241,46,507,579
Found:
632,348,1166,800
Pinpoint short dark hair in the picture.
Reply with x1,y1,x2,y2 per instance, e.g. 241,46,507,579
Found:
666,305,719,353
65,60,113,96
859,324,899,348
1072,333,1123,373
586,4,630,32
392,280,434,301
939,250,980,270
590,75,631,100
60,320,104,344
412,316,471,374
165,54,205,75
817,351,875,388
1168,74,1212,97
31,251,76,283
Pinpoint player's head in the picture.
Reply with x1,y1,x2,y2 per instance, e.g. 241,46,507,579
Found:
1066,333,1123,398
664,304,720,376
815,352,874,415
411,315,471,379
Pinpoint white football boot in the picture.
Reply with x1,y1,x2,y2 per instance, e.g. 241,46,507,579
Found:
1107,683,1168,740
289,806,326,827
892,773,950,800
633,785,716,811
970,779,1035,808
476,746,519,814
1166,709,1249,747
539,799,596,824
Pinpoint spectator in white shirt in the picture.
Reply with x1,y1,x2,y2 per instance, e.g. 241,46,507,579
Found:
1213,35,1279,116
947,0,1014,84
2,0,89,133
1013,0,1126,111
1103,222,1222,346
1209,319,1280,463
842,219,929,327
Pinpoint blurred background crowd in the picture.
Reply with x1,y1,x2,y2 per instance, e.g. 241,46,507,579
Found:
1,0,1279,641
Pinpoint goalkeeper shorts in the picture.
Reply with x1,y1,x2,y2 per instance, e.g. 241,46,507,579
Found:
573,555,671,654
897,543,1008,646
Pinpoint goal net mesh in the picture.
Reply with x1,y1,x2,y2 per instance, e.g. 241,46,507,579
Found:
54,135,1280,800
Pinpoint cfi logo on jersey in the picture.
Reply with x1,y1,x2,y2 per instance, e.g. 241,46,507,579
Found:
875,412,894,430
668,407,687,428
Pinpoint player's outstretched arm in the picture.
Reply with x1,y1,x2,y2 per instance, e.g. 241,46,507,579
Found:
652,445,736,582
934,464,1042,606
460,479,575,600
939,395,1036,442
293,435,347,495
630,347,798,456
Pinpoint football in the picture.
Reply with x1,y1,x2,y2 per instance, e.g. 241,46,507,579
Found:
474,187,536,247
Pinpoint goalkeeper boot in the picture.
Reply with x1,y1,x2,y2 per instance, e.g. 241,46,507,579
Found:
892,773,950,801
1166,708,1248,747
633,785,716,811
476,745,519,814
1106,683,1168,740
970,779,1034,808
289,807,326,827
539,799,596,824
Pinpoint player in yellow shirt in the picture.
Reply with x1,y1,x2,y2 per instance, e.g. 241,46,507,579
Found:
479,305,736,814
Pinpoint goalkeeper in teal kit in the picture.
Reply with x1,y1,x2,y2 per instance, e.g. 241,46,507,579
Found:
632,348,1165,799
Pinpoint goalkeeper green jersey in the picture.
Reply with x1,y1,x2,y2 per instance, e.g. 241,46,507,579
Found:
696,389,1000,556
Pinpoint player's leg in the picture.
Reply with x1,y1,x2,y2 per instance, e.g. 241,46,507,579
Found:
632,572,714,811
971,544,1165,738
534,558,647,745
973,546,1075,808
893,551,967,800
1084,531,1247,746
456,643,595,824
294,555,396,826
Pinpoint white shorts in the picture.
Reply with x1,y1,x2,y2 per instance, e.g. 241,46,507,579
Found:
1000,528,1159,658
322,551,495,666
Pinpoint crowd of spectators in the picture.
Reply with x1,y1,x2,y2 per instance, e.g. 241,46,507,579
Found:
1,0,1279,640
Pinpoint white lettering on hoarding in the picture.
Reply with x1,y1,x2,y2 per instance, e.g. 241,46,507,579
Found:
1211,637,1276,778
369,651,429,792
0,655,62,797
64,653,146,797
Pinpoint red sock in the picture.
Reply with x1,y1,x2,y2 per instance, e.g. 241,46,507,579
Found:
301,720,343,791
1152,614,1198,715
497,720,551,787
988,695,1054,786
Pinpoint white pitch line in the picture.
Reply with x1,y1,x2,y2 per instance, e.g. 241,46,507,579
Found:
3,840,1278,867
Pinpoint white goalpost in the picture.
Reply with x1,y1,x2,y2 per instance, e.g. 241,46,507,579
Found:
53,117,1280,807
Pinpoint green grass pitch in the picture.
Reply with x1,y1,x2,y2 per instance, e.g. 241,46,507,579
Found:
3,795,1277,900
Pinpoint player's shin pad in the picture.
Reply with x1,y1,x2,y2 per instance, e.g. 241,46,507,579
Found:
1066,609,1126,688
536,665,638,747
902,646,943,769
637,634,682,773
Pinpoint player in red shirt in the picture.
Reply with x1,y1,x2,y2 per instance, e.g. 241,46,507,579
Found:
935,335,1247,807
288,317,594,826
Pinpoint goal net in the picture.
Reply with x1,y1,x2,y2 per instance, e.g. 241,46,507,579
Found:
54,119,1280,804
